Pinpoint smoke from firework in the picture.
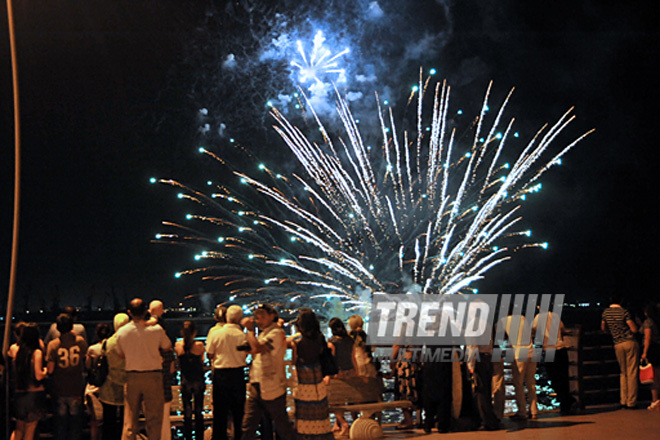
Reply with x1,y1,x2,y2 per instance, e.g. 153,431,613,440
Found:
183,0,454,145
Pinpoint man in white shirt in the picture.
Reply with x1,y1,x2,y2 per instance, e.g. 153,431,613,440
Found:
206,305,248,440
241,304,294,440
116,298,172,440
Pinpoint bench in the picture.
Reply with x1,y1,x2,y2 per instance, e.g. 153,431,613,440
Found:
327,374,412,440
329,400,413,420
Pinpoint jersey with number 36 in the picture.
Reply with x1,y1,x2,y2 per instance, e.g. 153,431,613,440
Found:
47,332,88,397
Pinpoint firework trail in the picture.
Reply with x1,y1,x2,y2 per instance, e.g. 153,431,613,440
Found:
154,75,592,314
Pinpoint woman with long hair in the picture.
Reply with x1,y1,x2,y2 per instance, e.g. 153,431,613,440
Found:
641,301,660,411
11,323,48,440
175,320,206,439
327,317,358,436
291,309,334,440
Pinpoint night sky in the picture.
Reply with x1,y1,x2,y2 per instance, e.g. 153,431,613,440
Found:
1,1,658,314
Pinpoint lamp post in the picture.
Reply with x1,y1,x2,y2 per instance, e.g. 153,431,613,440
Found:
3,0,21,437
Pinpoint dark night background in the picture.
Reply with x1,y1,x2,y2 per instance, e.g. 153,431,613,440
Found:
0,0,658,315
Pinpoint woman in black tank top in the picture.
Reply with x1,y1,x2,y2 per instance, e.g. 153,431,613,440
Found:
175,321,206,440
11,323,48,440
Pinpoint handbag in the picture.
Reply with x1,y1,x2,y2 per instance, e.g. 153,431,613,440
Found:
640,359,655,385
88,339,109,387
319,338,338,376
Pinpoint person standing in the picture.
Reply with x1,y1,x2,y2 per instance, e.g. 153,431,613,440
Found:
327,318,358,435
207,305,227,339
206,305,249,440
44,306,88,347
98,313,130,440
641,301,660,411
241,304,295,440
466,304,500,431
601,296,639,409
505,314,538,420
420,346,452,433
291,309,334,440
175,321,206,440
147,300,175,440
348,315,378,380
116,298,172,440
533,310,577,415
46,313,88,440
10,323,48,440
85,323,113,440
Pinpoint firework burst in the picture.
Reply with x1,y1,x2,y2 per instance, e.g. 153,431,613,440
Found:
154,73,592,314
290,30,350,86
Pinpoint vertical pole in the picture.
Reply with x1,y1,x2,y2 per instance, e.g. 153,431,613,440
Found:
3,0,21,437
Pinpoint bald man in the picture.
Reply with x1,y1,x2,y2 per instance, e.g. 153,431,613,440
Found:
116,298,172,440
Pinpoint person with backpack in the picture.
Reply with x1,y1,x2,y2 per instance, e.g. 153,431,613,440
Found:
85,323,112,440
98,313,129,440
46,313,88,440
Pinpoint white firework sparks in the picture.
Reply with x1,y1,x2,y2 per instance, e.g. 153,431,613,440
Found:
154,74,592,313
290,30,350,85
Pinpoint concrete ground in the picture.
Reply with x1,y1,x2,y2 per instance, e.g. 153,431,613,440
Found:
363,404,660,440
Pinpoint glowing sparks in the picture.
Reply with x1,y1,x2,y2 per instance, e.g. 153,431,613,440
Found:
156,76,592,311
290,31,349,85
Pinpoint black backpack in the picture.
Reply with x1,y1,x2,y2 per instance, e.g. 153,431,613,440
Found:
88,339,109,387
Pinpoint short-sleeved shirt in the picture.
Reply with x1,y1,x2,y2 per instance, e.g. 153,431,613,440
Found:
207,323,225,338
44,322,88,347
532,311,567,350
206,323,248,369
116,321,171,371
248,324,287,400
602,306,634,344
47,332,88,397
643,318,660,344
98,334,126,405
87,341,103,361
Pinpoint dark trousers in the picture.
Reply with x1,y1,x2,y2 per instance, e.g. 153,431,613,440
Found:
545,348,576,413
422,359,452,433
54,396,82,440
213,367,246,440
101,402,124,440
241,383,294,440
182,379,205,439
473,353,500,430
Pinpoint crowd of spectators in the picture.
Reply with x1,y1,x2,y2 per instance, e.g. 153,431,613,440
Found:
4,297,660,440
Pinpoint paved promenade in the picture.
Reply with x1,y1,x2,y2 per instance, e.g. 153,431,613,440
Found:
374,404,660,440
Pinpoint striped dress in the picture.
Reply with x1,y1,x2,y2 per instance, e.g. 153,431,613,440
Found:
294,334,334,440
